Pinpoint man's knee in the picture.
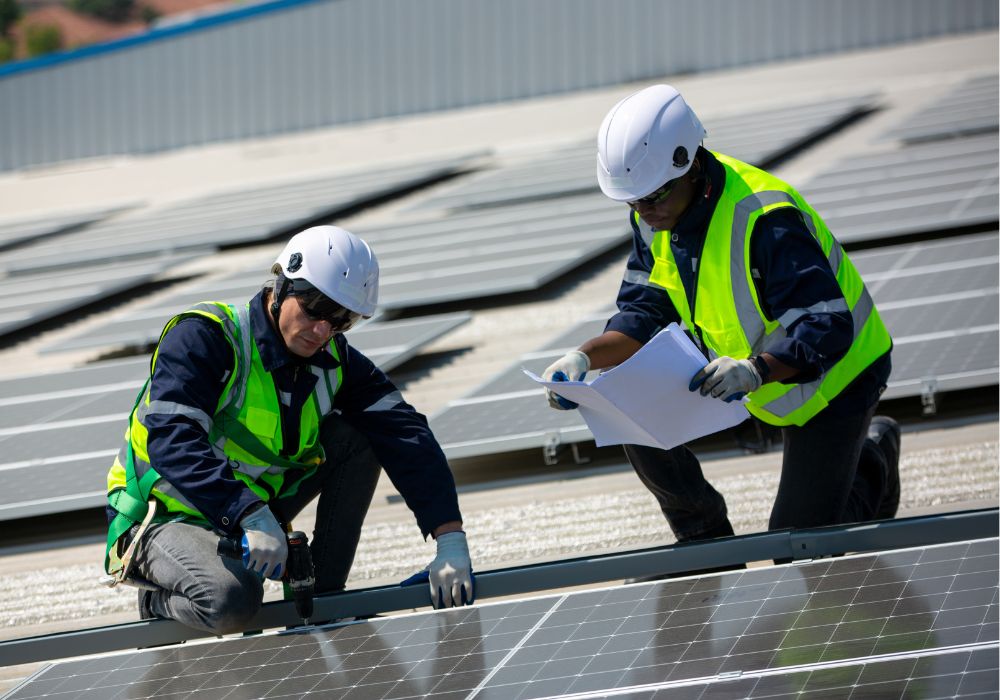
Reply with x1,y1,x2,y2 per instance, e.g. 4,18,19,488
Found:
320,416,378,467
194,571,263,634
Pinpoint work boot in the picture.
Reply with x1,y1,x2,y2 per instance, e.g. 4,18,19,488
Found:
868,416,901,519
138,589,156,620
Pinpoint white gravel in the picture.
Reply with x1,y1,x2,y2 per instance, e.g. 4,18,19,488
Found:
2,439,995,630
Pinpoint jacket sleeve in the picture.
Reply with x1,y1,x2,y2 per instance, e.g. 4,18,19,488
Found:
332,339,462,537
752,207,854,384
144,318,261,535
605,214,682,343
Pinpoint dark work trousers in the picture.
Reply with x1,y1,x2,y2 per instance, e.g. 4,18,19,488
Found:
130,415,382,633
624,401,884,543
271,416,382,594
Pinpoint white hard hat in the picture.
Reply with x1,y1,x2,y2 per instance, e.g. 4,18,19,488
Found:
272,225,379,317
596,84,706,202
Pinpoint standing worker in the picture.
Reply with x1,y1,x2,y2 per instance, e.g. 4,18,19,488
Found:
544,85,900,547
105,225,474,633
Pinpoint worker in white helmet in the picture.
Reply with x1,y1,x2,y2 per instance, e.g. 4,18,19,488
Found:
543,85,900,555
105,226,474,633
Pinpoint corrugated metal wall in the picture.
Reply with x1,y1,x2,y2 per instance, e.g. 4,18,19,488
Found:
0,0,996,172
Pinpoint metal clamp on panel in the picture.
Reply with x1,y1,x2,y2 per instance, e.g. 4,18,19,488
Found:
542,431,561,465
921,377,938,415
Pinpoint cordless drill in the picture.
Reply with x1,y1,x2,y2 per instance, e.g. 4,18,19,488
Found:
283,530,315,625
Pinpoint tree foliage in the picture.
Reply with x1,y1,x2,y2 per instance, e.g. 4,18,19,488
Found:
0,0,21,37
24,22,61,57
70,0,134,23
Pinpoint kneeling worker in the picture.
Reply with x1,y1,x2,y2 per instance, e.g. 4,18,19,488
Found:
105,225,473,633
544,85,900,547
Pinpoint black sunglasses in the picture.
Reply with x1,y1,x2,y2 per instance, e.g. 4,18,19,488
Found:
289,285,363,332
627,178,678,208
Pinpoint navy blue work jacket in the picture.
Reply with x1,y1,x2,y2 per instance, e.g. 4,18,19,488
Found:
605,148,890,417
107,290,461,538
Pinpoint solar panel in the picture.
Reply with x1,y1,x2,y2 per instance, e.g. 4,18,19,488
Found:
7,537,996,699
0,156,475,276
431,233,999,460
408,95,874,213
881,73,999,144
0,313,470,521
800,133,999,244
48,193,631,355
0,204,133,253
0,253,197,340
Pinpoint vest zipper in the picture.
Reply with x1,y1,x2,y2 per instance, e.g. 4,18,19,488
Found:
689,254,706,352
687,173,714,354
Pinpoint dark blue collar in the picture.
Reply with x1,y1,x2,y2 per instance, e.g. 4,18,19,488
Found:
248,290,341,373
672,146,725,240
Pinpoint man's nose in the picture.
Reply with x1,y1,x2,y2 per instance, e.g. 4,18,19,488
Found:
311,318,333,334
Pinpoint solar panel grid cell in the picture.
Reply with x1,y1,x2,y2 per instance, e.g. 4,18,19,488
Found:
8,539,996,700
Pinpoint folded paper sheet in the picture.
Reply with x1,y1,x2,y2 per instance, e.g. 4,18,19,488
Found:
524,323,749,450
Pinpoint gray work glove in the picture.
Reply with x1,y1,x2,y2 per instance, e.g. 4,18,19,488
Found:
240,506,288,580
689,356,761,403
428,531,474,608
541,350,590,410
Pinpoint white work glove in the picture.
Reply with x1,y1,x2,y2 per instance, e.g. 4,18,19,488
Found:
689,356,762,403
428,531,474,608
240,505,287,580
541,350,590,410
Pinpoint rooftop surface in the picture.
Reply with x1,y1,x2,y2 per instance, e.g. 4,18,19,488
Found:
0,29,996,692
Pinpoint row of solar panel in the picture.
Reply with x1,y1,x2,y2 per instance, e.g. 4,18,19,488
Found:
0,91,882,343
20,130,1000,354
4,76,996,345
1,231,995,520
1,72,993,259
9,537,997,699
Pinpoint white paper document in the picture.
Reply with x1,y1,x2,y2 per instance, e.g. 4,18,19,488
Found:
524,323,749,451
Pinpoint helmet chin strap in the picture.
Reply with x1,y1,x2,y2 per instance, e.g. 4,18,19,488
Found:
269,274,292,343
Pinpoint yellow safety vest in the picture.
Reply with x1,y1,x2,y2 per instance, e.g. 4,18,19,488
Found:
646,153,891,427
104,301,342,574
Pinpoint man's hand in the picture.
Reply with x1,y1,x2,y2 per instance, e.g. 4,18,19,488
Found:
240,505,288,580
541,350,590,410
401,531,474,608
689,356,762,403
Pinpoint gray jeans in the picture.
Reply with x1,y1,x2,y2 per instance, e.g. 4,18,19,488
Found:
130,416,382,634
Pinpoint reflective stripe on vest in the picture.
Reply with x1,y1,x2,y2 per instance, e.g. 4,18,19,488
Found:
647,153,891,426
